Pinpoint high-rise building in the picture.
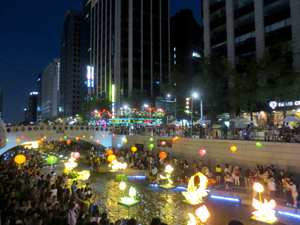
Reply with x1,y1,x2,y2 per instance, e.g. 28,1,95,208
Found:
171,9,202,80
37,74,42,122
41,59,60,121
27,92,38,122
89,0,170,114
202,0,300,70
60,10,83,117
0,91,3,118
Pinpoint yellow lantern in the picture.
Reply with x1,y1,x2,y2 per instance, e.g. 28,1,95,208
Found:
37,140,41,144
82,135,86,138
230,146,237,152
75,137,79,141
16,139,20,143
131,147,137,152
43,136,47,139
124,139,128,143
15,154,26,169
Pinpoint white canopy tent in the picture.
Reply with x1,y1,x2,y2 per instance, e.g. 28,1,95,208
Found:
281,116,300,122
193,120,211,125
234,117,255,128
169,120,181,125
0,118,7,150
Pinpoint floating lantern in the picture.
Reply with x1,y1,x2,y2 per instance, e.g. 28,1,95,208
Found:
90,136,93,139
159,151,167,159
47,155,57,170
230,146,237,152
107,155,116,162
72,152,80,159
96,140,100,144
196,205,210,223
149,138,153,142
43,136,47,139
75,137,79,141
131,147,137,152
64,136,67,139
111,160,127,170
119,181,126,190
124,139,127,143
182,172,208,205
16,139,20,143
199,149,206,157
21,136,24,139
77,170,90,181
256,142,262,147
252,199,277,223
254,182,264,202
129,187,136,198
82,135,86,138
15,154,26,169
106,149,114,155
6,139,9,142
66,140,71,145
160,165,174,185
149,143,154,149
59,138,63,142
161,141,166,146
64,157,77,171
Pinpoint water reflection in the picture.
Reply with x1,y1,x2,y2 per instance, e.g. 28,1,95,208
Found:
88,172,299,225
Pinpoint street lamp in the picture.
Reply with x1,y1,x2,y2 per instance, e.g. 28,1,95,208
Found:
192,93,203,120
144,104,151,124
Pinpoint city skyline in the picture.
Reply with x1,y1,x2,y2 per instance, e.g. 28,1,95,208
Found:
0,0,201,124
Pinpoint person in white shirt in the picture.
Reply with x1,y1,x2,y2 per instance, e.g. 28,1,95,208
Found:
268,176,276,199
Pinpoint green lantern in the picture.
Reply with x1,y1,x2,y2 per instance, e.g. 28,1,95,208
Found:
6,139,9,143
47,155,58,170
90,136,93,139
256,142,262,147
64,136,67,139
149,138,153,142
149,144,154,149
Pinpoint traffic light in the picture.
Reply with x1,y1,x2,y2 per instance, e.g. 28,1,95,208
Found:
185,97,190,114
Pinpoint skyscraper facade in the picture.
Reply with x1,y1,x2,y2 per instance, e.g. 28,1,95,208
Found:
41,58,60,121
171,9,202,80
27,92,38,123
37,74,42,122
202,0,300,69
89,0,170,114
60,10,83,117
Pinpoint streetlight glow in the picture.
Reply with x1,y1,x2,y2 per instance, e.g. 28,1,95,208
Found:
124,105,128,109
193,93,198,98
167,94,170,98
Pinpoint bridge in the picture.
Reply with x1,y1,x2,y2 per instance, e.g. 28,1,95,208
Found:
2,125,124,155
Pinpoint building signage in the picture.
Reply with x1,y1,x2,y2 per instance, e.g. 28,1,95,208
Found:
56,130,64,133
269,101,300,109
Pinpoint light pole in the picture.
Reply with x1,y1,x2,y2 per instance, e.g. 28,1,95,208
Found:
144,104,151,124
167,93,177,120
191,93,198,126
124,105,128,118
192,93,203,120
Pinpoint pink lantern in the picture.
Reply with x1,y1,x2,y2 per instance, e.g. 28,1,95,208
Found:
199,149,206,157
161,141,166,146
96,140,100,144
72,152,80,159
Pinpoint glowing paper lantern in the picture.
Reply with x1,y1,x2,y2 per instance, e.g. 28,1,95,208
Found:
72,152,80,159
175,136,179,140
102,135,105,138
43,136,47,139
75,137,79,141
131,147,137,152
37,140,41,144
40,138,44,142
254,182,264,193
6,139,9,143
161,141,166,146
199,149,206,157
21,136,24,139
82,135,86,138
172,138,176,142
196,205,210,223
230,146,237,152
66,140,71,145
59,138,63,142
96,140,100,144
149,138,153,142
252,199,277,223
124,139,128,143
90,136,93,139
15,154,26,169
47,155,57,169
149,143,154,149
256,142,262,147
64,136,67,139
100,135,103,137
129,187,136,198
119,181,126,191
77,170,90,181
16,139,20,143
159,152,167,159
107,155,116,162
106,149,114,155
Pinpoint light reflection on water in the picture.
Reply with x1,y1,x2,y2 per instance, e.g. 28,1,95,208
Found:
87,172,299,225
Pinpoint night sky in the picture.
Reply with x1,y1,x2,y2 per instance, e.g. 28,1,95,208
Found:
0,0,201,124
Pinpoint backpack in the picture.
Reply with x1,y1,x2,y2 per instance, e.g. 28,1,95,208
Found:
88,200,94,215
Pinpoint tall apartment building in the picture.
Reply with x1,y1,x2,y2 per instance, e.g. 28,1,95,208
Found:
60,10,83,117
41,59,60,121
89,0,170,113
202,0,300,70
27,92,38,123
171,9,202,80
37,74,42,122
0,91,3,118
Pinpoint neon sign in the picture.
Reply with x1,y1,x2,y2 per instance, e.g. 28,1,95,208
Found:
269,101,300,109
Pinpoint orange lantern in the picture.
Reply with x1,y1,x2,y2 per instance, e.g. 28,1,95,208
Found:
16,139,20,143
100,135,103,137
172,138,176,142
66,140,71,145
75,137,79,141
106,149,114,155
159,152,167,159
59,138,63,142
124,139,128,143
15,154,26,169
131,147,137,152
107,155,116,162
230,146,237,152
82,135,86,138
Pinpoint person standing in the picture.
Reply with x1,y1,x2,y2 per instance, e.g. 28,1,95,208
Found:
277,170,285,197
232,166,240,186
268,176,277,199
67,203,78,225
